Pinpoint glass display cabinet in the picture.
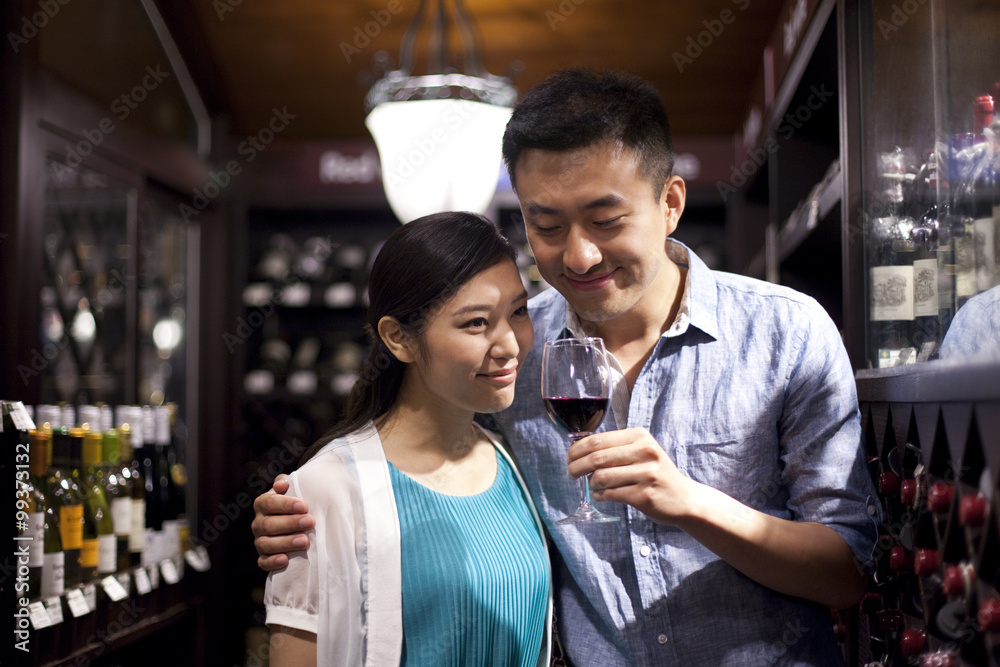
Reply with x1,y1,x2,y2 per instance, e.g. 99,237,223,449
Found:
860,0,1000,368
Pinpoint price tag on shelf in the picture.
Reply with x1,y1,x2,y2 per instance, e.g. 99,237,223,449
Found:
133,567,152,596
28,601,52,630
66,588,91,618
184,546,211,572
101,575,129,602
83,583,97,611
160,559,180,585
146,562,160,590
43,596,64,625
116,571,131,595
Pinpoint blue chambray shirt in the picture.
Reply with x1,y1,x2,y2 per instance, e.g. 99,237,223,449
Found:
940,285,1000,360
484,240,882,667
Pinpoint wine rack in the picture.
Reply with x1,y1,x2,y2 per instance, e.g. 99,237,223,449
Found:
843,362,1000,666
236,208,400,456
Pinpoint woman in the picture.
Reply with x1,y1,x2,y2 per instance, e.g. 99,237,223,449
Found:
265,212,552,666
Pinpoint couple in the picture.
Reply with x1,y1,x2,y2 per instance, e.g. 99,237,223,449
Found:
258,68,881,666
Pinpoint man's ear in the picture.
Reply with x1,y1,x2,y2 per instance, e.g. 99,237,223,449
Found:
377,316,416,363
661,175,686,237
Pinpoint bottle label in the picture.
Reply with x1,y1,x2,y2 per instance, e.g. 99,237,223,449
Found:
870,265,915,321
81,538,99,568
129,499,146,552
111,497,132,536
143,528,160,567
974,217,996,293
912,258,939,318
878,347,918,369
27,512,44,567
41,552,65,598
59,504,84,550
98,534,117,574
955,232,976,298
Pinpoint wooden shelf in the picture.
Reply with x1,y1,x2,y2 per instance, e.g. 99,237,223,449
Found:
777,163,841,263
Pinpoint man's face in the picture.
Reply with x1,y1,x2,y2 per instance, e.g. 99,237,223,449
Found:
514,141,685,325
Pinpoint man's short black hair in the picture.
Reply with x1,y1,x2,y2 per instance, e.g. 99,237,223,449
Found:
501,68,674,198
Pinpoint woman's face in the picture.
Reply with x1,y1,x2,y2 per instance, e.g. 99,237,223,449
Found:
404,260,533,416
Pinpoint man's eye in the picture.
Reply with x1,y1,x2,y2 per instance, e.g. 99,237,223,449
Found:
594,216,623,227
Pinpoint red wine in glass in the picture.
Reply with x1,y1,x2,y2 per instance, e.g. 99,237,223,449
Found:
543,397,609,435
542,337,618,524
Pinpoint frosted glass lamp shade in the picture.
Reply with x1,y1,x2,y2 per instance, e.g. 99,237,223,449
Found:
366,99,511,223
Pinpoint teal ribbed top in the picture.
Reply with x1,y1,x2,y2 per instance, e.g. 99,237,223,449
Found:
388,450,549,667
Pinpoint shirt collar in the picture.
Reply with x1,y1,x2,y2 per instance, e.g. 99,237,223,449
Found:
563,239,719,342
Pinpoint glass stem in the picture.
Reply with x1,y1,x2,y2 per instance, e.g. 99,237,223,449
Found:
571,433,593,507
579,475,593,506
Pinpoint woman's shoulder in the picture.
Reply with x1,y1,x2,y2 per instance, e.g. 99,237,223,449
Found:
291,423,380,488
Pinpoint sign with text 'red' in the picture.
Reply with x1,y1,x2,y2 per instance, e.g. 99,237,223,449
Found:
240,140,388,208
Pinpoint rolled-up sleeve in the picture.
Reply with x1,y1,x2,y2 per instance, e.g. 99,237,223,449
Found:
779,300,883,570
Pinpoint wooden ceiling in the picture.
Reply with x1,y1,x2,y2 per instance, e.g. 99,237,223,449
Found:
161,0,787,142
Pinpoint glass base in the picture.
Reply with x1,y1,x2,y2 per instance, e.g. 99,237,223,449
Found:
556,504,620,524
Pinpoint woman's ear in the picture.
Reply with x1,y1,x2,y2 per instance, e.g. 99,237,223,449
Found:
377,316,416,363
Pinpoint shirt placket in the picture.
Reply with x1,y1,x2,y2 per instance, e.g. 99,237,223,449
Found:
619,352,677,665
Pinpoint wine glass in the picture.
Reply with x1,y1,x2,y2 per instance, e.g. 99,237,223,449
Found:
542,337,619,524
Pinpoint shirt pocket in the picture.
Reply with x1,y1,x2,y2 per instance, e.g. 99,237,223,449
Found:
678,429,781,508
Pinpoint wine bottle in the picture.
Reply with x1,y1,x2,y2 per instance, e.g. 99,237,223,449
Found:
36,428,65,600
910,216,941,360
80,427,117,579
120,420,146,568
48,427,85,588
59,404,75,431
141,407,164,568
870,148,918,367
908,155,943,360
100,423,132,573
155,406,181,567
165,404,189,560
35,404,61,430
22,429,49,599
971,95,996,294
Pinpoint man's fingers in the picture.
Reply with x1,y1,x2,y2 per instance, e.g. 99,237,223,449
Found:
257,553,290,572
252,512,315,539
272,474,291,493
255,533,310,558
256,492,309,516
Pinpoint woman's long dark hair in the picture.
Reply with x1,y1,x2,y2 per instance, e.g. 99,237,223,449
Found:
299,211,518,465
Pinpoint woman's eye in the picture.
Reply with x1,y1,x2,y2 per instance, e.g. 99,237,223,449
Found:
513,305,529,317
462,317,488,328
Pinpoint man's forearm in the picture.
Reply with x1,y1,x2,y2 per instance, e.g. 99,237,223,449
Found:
675,480,868,609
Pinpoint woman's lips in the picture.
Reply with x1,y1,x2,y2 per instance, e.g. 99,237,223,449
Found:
479,368,517,385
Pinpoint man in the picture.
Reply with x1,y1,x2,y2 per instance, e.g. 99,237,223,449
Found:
253,69,881,666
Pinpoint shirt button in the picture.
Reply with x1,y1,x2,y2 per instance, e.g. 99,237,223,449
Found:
639,545,651,557
657,634,668,644
867,505,877,516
